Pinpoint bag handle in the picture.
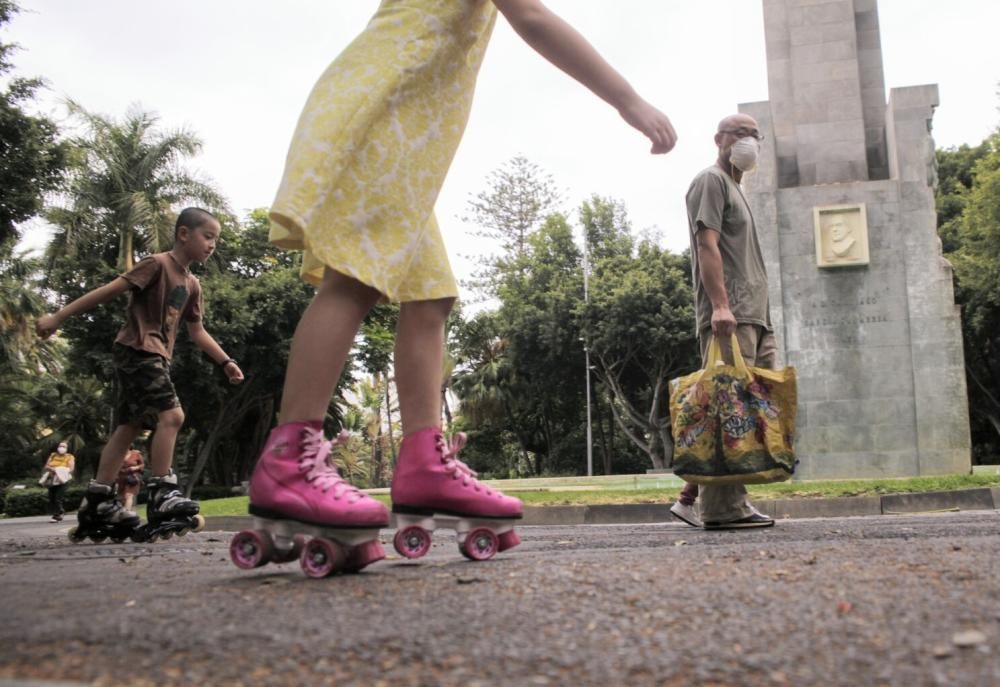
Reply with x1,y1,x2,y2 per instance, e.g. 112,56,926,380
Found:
701,334,753,381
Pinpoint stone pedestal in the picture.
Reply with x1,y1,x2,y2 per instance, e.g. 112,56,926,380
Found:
742,0,971,478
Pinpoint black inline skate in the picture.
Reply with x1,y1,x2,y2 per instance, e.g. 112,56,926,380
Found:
131,471,205,542
68,481,141,544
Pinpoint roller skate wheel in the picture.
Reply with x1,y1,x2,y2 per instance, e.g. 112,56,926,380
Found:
90,534,107,543
161,531,174,540
111,537,125,544
460,528,500,561
393,526,432,559
344,539,387,573
300,537,346,578
498,529,521,552
67,526,86,544
191,514,206,532
272,534,306,564
230,530,274,569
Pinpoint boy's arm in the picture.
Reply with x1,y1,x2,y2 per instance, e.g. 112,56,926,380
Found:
492,0,676,153
36,277,132,339
186,320,245,385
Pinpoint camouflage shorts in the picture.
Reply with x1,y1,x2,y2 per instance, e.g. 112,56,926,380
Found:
112,344,180,430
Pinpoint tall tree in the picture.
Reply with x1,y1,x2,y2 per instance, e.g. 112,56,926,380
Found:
582,197,698,470
463,154,561,298
0,0,68,243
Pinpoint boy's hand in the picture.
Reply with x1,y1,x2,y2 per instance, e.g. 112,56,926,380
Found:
618,98,677,154
223,361,245,385
36,314,61,339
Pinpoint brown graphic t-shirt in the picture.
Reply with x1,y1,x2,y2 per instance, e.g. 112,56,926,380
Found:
114,253,202,359
685,165,772,334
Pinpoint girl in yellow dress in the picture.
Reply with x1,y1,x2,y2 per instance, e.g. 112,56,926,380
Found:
234,0,678,576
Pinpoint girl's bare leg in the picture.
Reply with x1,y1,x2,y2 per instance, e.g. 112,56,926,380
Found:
394,298,455,435
280,269,382,423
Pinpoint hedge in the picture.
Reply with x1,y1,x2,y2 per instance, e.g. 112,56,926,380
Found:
2,485,88,518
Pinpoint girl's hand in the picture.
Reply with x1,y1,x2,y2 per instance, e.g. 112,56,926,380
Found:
618,98,677,154
224,361,245,385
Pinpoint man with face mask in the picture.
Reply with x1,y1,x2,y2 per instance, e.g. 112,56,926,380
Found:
670,113,775,530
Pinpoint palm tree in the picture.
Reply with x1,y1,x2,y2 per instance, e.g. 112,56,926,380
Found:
451,337,514,426
0,240,61,374
46,101,227,272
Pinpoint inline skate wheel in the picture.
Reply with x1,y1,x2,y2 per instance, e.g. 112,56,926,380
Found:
191,514,206,532
111,536,125,544
300,537,346,578
461,528,499,561
230,529,274,569
498,529,521,552
67,526,86,543
90,534,107,543
393,526,431,559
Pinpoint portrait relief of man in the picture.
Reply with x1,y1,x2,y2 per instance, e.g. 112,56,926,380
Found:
814,204,869,267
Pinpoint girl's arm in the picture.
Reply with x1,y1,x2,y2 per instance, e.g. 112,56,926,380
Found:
493,0,676,153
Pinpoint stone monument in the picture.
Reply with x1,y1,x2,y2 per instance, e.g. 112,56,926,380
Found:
741,0,971,478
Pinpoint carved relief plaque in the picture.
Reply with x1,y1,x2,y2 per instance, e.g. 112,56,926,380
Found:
814,203,869,268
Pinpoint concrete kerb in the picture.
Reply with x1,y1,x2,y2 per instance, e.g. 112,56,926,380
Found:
200,488,998,532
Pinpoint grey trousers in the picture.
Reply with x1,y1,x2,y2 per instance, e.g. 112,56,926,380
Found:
697,324,777,523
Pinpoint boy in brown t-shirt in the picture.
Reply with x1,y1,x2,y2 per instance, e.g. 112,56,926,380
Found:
37,208,244,539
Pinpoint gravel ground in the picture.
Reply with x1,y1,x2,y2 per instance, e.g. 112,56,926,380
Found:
0,511,997,686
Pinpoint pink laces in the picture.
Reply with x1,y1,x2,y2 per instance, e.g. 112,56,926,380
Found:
298,428,364,502
438,432,494,494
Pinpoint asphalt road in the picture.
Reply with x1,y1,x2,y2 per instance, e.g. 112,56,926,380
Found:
0,512,997,687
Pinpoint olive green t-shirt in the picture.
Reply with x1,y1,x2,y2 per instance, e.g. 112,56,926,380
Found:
685,165,772,334
114,252,202,360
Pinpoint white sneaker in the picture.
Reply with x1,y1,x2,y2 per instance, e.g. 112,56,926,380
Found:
670,501,702,528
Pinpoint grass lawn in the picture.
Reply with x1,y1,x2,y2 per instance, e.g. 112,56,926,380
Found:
192,473,1000,518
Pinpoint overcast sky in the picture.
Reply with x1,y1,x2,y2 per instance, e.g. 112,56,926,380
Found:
7,1,1000,293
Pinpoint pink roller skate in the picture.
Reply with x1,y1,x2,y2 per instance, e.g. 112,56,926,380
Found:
390,428,522,561
230,422,389,578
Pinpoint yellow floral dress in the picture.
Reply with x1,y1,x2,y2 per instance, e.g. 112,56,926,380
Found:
269,0,498,301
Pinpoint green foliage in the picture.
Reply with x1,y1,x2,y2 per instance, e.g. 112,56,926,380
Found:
45,100,228,274
583,196,698,470
462,155,561,298
452,162,697,476
0,0,69,243
936,129,1000,459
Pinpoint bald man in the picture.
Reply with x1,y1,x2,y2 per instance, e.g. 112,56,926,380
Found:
671,113,775,530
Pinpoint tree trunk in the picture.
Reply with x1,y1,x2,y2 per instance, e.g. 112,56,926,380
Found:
385,375,397,469
595,390,611,475
119,229,135,273
185,404,226,497
441,385,453,432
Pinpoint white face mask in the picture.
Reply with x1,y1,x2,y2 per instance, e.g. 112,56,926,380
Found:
729,136,760,172
57,446,67,455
